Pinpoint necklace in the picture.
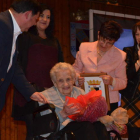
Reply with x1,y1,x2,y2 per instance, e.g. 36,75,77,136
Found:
97,50,102,57
97,47,105,57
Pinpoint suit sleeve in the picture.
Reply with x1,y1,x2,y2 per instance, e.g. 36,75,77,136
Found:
12,33,35,101
11,61,36,101
17,32,31,74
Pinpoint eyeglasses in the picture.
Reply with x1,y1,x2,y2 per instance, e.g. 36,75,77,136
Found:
99,37,115,47
56,78,73,86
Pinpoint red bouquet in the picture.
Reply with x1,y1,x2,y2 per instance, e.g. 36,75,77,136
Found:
66,90,108,123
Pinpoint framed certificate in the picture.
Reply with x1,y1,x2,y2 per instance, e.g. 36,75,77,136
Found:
80,73,110,110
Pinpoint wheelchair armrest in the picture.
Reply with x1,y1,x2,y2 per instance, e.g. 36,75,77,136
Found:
33,103,60,138
33,103,55,116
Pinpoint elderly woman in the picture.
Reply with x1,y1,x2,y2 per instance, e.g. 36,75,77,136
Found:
40,62,109,140
73,20,127,114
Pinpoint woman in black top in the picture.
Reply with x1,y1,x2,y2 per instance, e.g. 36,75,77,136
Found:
18,4,64,88
121,21,140,140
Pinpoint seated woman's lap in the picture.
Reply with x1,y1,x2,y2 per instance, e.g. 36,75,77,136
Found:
61,121,109,140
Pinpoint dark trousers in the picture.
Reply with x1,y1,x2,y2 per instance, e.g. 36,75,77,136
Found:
127,125,140,140
60,121,109,140
25,116,109,140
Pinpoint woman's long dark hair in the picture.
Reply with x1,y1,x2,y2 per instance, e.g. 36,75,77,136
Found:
28,4,54,39
132,21,140,51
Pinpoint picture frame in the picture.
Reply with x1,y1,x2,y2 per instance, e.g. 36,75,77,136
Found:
80,73,110,110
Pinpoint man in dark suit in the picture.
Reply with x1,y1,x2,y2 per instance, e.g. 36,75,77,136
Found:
0,0,47,112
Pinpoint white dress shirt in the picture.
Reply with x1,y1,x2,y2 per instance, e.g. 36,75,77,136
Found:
7,9,21,72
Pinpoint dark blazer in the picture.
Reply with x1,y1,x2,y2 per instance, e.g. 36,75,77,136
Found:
120,46,140,99
0,10,36,111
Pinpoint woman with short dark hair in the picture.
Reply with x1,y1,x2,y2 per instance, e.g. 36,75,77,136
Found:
73,20,127,114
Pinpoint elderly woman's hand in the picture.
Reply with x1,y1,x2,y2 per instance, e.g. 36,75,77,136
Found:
78,76,84,87
60,99,80,118
100,75,113,85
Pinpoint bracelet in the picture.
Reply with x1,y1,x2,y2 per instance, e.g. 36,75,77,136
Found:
136,60,140,67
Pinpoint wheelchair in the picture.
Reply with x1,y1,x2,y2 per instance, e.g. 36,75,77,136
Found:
30,102,122,140
19,100,121,140
32,103,75,140
26,84,122,140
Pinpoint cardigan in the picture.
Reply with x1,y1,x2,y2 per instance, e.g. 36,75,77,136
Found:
39,86,85,130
